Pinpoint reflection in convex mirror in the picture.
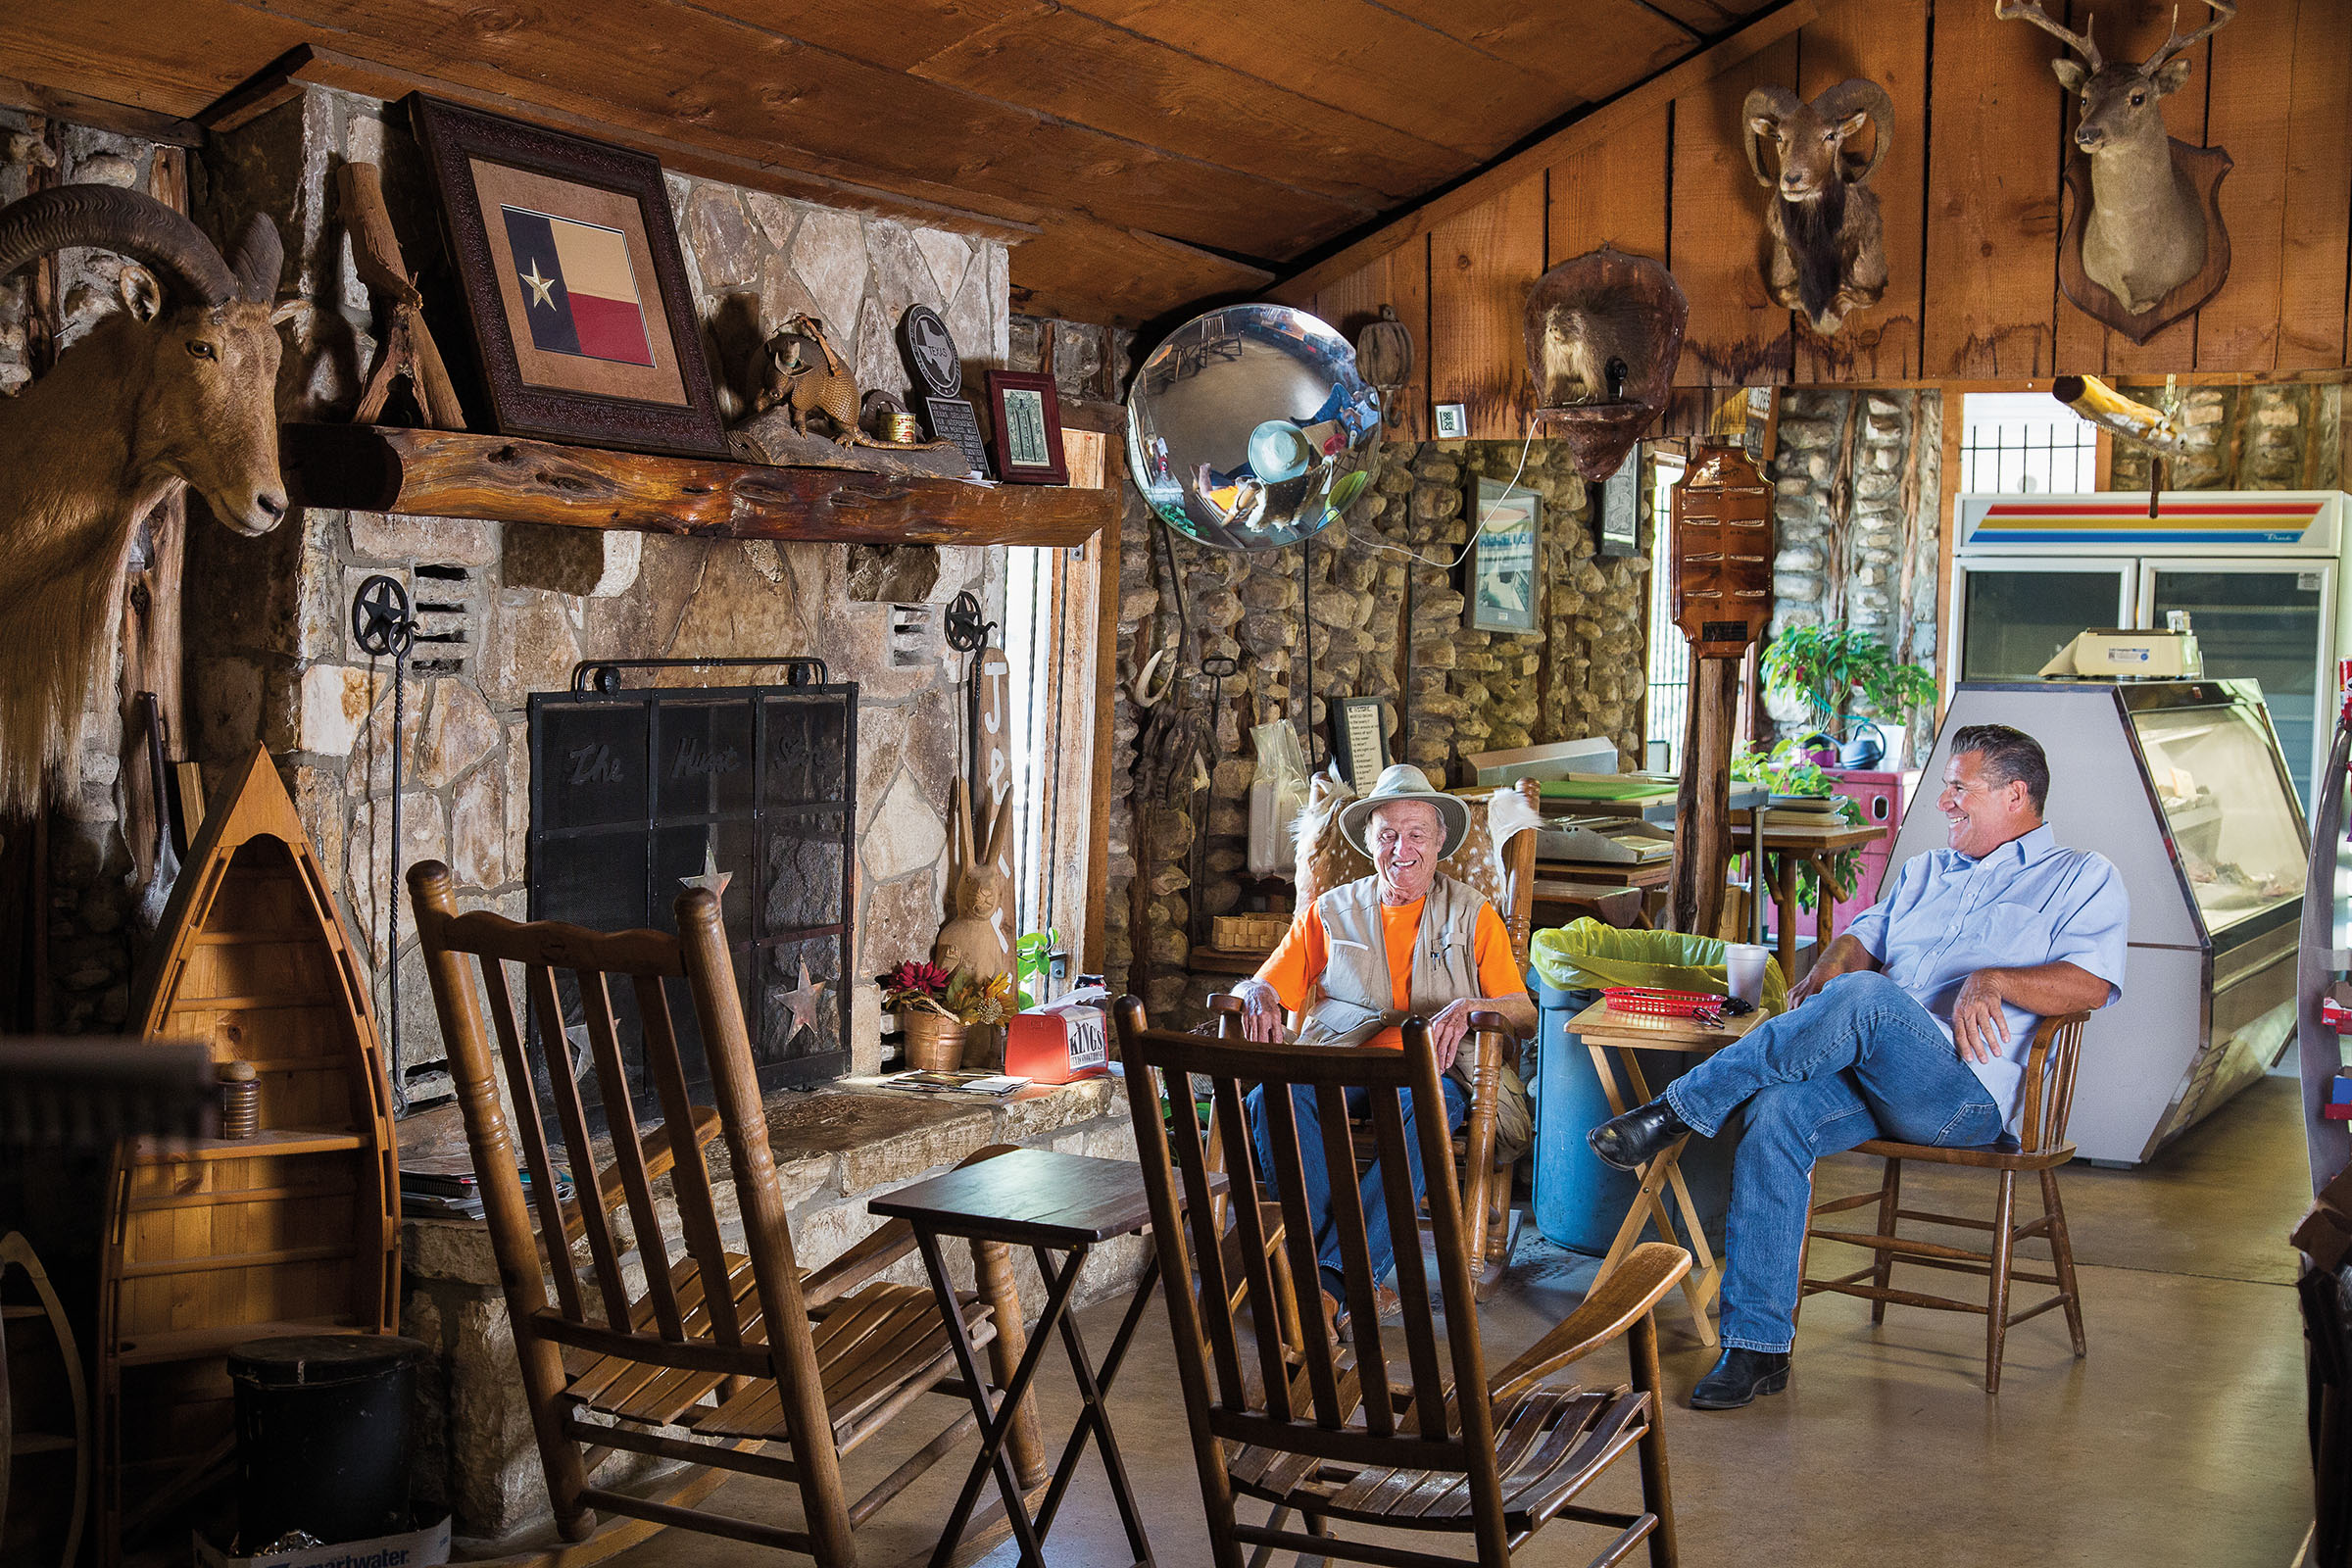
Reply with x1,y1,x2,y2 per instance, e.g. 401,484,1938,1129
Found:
1125,304,1381,552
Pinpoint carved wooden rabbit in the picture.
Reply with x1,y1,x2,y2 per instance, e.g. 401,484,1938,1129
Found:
933,778,1014,980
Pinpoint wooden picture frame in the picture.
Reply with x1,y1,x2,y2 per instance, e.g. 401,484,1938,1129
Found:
1467,477,1541,634
410,95,727,458
982,369,1069,485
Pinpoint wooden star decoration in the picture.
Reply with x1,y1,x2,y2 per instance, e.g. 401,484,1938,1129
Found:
782,957,827,1039
679,845,733,900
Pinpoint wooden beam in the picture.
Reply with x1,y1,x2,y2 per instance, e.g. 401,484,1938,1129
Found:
198,45,1047,247
1006,213,1274,327
279,425,1115,548
1265,0,1819,307
0,73,202,145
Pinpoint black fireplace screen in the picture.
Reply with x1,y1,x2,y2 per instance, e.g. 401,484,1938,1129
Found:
528,676,858,1113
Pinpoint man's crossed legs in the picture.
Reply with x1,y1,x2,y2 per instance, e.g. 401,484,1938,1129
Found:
1595,971,2003,1405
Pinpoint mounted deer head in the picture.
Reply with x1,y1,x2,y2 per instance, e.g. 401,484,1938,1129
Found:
1741,79,1894,335
1998,0,2235,317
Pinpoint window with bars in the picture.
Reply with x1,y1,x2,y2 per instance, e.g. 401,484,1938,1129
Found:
1644,457,1690,771
999,542,1103,994
1958,391,2101,494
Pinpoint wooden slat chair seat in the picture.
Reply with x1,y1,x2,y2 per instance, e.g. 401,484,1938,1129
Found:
1799,1010,2092,1395
410,860,1037,1565
1114,998,1690,1568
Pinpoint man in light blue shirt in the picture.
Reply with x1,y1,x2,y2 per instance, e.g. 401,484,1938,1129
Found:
1589,724,2128,1409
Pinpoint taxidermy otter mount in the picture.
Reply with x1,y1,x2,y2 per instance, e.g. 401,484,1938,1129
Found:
1742,78,1893,336
1523,246,1690,481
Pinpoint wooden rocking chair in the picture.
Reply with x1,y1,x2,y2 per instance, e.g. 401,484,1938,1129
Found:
1114,999,1689,1568
410,861,1034,1563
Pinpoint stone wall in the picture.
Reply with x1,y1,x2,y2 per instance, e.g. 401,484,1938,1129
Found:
1764,389,1943,761
178,86,1013,1106
2105,381,2345,492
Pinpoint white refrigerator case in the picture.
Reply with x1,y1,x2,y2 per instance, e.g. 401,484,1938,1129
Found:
1887,681,2307,1166
1950,491,2348,811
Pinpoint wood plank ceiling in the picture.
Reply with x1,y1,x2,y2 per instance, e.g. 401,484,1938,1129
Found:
2,0,1780,325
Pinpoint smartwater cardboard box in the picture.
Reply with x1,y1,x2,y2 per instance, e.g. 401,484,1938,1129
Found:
196,1517,452,1568
2038,629,2201,678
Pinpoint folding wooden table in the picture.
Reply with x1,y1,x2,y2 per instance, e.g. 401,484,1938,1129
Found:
1568,997,1766,1347
871,1147,1212,1568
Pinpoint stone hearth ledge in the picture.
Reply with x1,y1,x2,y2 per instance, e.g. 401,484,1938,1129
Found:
400,1075,1148,1542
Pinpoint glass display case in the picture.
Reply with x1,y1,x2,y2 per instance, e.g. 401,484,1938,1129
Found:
2131,692,2308,938
1886,679,2307,1164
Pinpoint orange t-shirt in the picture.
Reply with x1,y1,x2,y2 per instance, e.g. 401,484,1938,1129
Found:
1251,896,1524,1050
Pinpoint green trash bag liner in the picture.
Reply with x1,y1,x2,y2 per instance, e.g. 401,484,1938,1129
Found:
1530,918,1788,1016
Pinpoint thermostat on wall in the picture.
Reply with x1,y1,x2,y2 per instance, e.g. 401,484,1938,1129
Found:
1433,403,1468,439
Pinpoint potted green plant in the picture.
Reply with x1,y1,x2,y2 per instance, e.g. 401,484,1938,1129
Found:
1760,623,1936,764
880,960,1015,1071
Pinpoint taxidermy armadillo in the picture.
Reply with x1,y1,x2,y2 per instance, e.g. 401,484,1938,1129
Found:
753,313,899,447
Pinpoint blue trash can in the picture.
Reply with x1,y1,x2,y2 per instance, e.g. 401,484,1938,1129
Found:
1531,978,1740,1257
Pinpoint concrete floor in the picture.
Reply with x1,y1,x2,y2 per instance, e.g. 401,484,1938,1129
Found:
608,1077,2316,1566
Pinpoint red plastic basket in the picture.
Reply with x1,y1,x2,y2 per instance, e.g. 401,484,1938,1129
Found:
1601,986,1723,1018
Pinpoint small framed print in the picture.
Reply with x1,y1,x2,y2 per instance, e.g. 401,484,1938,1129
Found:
1467,477,1541,635
1330,697,1391,793
1600,462,1641,557
982,369,1068,485
411,95,726,458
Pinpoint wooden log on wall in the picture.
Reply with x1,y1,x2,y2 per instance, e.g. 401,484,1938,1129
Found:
1547,104,1669,265
1671,34,1799,387
1429,174,1544,440
2052,0,2206,374
1793,0,1929,382
1921,0,2064,378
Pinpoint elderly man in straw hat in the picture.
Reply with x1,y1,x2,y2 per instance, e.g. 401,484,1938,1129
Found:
1230,763,1536,1322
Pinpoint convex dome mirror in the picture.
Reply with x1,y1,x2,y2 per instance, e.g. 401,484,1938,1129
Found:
1126,303,1380,551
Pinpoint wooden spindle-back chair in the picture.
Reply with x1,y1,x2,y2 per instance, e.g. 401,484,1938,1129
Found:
1800,1010,2092,1394
1114,998,1689,1568
410,860,1024,1563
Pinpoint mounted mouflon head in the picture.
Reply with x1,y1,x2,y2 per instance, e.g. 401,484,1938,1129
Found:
1998,0,2235,318
1741,78,1893,335
0,185,290,815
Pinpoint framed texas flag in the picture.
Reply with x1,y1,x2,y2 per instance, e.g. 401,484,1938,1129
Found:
412,96,726,458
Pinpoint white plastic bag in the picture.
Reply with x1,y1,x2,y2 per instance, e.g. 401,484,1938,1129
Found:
1247,720,1310,875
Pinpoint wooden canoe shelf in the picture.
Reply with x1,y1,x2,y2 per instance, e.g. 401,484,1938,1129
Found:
130,1128,369,1161
281,422,1118,547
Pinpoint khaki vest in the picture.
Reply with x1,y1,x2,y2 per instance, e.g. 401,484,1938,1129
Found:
1298,873,1530,1152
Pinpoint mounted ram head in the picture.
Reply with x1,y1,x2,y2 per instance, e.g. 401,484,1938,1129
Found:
1741,78,1894,335
0,185,290,816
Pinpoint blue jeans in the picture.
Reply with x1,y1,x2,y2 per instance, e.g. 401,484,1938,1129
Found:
1661,971,2003,1353
1247,1077,1470,1293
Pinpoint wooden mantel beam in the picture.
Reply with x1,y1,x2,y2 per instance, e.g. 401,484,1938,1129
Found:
281,424,1114,548
1267,0,1819,308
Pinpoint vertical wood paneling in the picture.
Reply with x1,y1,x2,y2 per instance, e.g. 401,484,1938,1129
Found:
1671,34,1800,386
1923,0,2065,376
1319,243,1432,443
1429,176,1545,439
2051,1,2206,373
2194,0,2301,369
1793,0,1928,382
2277,0,2352,369
1546,105,1671,266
